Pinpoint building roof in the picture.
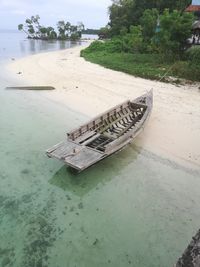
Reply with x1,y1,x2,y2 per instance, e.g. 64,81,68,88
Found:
186,5,200,12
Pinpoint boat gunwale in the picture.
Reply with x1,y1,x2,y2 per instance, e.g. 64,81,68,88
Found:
67,90,153,142
67,100,131,140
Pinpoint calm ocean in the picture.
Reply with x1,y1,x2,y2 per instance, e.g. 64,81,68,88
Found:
0,30,87,61
0,31,200,267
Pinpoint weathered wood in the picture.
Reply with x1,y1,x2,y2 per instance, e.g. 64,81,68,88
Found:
6,86,55,90
75,131,96,144
82,133,101,145
46,90,153,171
67,100,130,140
98,109,133,134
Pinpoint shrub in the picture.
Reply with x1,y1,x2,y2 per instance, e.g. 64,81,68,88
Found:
82,26,144,56
81,41,105,54
171,60,200,81
186,46,200,65
81,39,123,56
156,10,194,59
140,9,159,43
105,38,123,52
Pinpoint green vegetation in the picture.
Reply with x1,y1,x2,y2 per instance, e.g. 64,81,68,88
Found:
18,15,84,41
108,0,191,36
81,44,200,82
81,0,200,82
187,46,200,65
157,10,194,58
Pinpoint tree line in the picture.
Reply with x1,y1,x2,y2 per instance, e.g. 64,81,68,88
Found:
107,0,191,36
96,0,195,59
18,15,85,41
82,0,200,81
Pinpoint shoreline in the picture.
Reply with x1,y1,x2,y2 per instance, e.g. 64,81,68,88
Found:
7,44,200,171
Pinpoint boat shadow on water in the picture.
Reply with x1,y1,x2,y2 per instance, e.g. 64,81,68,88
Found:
49,145,140,197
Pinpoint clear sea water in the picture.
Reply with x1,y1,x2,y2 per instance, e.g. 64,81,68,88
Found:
0,32,200,267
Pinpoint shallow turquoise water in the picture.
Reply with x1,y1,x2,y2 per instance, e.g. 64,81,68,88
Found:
0,34,200,267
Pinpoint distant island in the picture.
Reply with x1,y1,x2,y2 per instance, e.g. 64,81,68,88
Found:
18,15,99,41
82,29,100,35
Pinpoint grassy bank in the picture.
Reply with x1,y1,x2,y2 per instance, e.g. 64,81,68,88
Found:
81,49,200,83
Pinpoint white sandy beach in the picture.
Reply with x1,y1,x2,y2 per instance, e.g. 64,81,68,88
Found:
7,44,200,170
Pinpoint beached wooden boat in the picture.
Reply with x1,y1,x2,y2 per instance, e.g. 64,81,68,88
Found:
46,90,153,171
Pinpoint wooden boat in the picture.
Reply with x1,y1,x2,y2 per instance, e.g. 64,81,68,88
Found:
46,90,153,172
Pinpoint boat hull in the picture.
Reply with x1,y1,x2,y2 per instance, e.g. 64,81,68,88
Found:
46,90,153,171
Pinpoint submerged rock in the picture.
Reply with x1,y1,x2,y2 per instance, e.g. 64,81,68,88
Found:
78,202,83,209
66,195,71,201
69,207,74,212
21,169,30,175
93,238,99,246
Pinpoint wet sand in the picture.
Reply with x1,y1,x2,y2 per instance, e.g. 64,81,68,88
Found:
7,44,200,170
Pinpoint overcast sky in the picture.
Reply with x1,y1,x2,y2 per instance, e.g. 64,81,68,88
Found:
0,0,112,30
193,0,200,4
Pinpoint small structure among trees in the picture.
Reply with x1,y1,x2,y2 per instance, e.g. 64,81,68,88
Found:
192,20,200,43
186,0,200,44
186,0,200,17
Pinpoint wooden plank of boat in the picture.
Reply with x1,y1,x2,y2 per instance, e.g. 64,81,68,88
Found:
46,90,153,171
65,147,104,171
46,140,104,171
6,86,55,90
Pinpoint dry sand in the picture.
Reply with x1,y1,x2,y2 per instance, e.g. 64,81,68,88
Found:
7,44,200,170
